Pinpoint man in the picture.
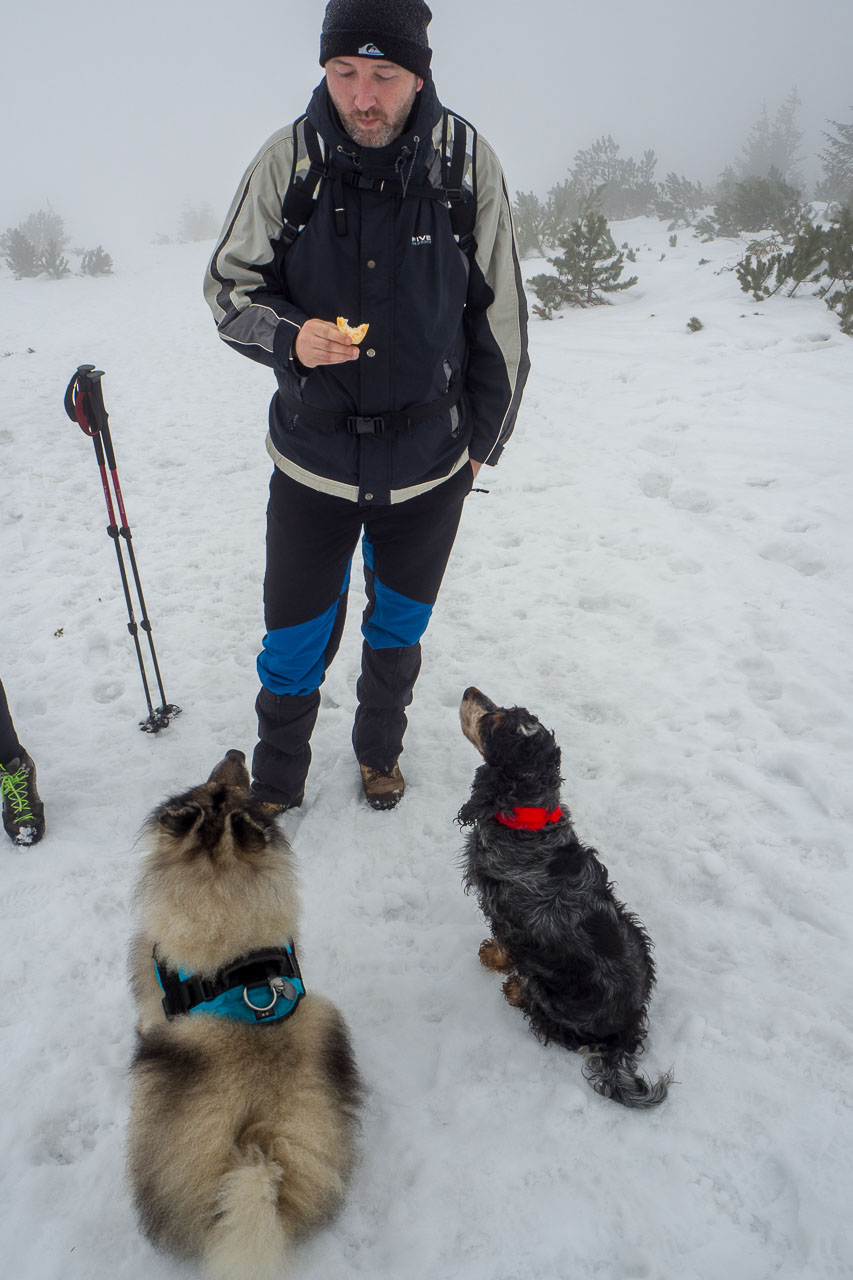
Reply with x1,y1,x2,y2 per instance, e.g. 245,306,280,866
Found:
205,0,529,812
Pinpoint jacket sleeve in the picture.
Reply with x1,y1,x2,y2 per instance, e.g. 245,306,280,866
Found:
464,135,530,465
204,127,309,369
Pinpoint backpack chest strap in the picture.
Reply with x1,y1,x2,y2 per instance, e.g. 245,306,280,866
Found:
280,111,477,247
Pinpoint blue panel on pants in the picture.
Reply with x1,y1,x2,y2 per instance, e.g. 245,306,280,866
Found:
362,534,433,650
258,564,351,695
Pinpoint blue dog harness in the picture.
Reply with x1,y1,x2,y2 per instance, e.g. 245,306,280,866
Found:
154,943,305,1025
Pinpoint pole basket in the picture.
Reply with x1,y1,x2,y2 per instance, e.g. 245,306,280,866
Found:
141,704,182,734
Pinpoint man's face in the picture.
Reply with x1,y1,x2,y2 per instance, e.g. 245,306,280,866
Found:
326,56,423,148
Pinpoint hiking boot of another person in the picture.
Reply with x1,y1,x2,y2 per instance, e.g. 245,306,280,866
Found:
257,792,304,820
359,763,405,811
1,751,46,847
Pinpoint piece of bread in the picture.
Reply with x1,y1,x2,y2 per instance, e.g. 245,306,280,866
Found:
336,316,370,344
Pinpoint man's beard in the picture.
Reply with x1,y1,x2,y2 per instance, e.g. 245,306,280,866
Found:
337,86,418,148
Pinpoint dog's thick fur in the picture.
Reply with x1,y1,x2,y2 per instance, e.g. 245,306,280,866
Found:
458,689,672,1109
127,751,362,1280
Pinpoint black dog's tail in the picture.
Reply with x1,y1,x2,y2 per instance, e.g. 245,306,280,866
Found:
581,1049,673,1109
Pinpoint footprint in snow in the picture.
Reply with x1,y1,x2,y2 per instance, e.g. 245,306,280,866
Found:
640,471,672,499
93,680,124,704
757,541,826,578
669,487,716,514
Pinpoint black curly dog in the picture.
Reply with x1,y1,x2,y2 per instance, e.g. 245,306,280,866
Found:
458,687,672,1108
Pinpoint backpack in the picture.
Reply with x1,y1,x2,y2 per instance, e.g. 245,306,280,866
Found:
279,108,478,252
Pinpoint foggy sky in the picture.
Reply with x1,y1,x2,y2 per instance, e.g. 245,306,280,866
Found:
2,0,851,247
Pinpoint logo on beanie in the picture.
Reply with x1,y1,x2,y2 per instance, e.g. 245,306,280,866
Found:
358,42,385,56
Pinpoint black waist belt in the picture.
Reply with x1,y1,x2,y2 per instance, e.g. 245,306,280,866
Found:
280,381,462,435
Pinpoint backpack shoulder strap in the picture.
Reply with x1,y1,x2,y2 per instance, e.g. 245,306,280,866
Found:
437,108,478,251
281,116,328,247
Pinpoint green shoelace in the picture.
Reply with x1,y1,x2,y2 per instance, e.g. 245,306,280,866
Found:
0,763,35,820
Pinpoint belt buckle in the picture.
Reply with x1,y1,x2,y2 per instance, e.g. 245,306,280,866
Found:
347,416,384,436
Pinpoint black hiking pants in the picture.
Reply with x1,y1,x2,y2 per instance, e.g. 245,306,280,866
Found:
252,464,473,805
0,678,22,765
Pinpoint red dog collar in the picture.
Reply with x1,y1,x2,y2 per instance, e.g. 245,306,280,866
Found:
495,806,563,831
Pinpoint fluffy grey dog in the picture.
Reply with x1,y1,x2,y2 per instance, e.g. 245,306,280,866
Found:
458,688,672,1109
127,750,362,1280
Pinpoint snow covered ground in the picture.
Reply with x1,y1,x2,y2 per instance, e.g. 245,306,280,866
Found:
1,217,852,1279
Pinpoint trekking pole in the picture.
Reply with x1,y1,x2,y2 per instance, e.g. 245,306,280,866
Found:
64,365,181,733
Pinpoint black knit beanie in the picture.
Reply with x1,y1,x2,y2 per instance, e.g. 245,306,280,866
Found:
320,0,433,81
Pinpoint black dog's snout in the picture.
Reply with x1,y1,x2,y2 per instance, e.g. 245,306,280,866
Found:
461,687,497,712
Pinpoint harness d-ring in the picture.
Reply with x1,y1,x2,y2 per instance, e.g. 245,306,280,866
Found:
243,982,278,1013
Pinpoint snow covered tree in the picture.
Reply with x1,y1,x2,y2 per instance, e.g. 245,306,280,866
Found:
816,110,853,207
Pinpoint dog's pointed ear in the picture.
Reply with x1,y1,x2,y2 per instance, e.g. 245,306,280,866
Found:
159,803,203,837
230,809,271,853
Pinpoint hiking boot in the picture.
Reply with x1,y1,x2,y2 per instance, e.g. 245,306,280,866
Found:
256,792,303,819
1,751,45,847
258,802,285,818
359,763,405,811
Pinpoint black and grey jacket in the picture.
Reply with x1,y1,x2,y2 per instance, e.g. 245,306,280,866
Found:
204,77,529,506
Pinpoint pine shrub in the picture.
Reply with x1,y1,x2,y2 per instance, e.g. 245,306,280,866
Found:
710,169,805,238
39,240,70,278
540,178,586,248
815,111,853,207
570,137,658,219
737,91,803,187
528,273,571,320
530,202,638,315
550,208,638,304
81,246,114,276
18,207,68,253
512,191,548,259
735,210,853,336
177,202,220,242
821,206,853,334
3,229,40,278
657,173,708,229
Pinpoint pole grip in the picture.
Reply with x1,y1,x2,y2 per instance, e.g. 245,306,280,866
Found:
82,372,116,469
